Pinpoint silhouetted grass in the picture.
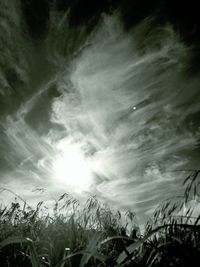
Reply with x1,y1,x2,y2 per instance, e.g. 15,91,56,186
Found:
0,170,199,267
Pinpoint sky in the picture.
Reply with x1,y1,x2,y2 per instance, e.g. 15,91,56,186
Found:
0,0,200,222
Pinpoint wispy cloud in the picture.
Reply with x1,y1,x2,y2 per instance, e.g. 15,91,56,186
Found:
0,11,200,217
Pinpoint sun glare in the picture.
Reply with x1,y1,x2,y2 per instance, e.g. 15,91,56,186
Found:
52,141,93,192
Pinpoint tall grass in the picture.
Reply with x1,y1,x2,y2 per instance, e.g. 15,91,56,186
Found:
0,170,199,267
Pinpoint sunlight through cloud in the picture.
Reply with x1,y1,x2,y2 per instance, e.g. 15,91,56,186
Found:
52,140,93,193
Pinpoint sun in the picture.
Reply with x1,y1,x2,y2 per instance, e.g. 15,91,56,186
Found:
52,140,93,192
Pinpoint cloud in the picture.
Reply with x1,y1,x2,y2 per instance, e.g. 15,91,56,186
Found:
49,15,200,213
0,12,200,217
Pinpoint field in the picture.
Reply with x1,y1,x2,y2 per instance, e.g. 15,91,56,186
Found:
0,170,200,267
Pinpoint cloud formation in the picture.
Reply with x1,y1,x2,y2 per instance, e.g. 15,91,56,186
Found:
0,6,199,218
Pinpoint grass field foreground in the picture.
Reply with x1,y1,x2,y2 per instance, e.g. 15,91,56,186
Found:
0,170,200,267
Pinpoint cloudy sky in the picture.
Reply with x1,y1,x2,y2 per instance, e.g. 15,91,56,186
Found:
0,0,200,221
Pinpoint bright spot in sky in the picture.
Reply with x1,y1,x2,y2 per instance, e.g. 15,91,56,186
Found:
52,140,93,193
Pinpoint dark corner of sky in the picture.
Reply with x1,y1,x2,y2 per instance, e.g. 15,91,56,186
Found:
21,0,200,69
